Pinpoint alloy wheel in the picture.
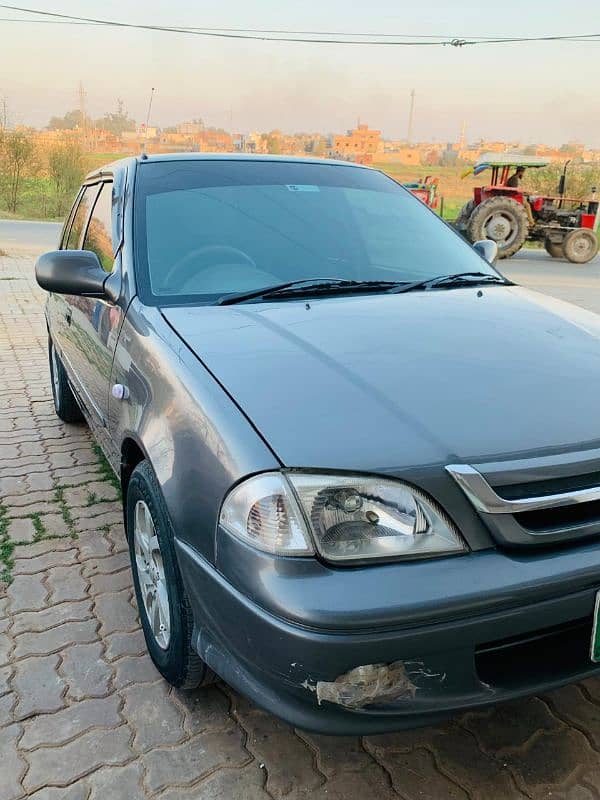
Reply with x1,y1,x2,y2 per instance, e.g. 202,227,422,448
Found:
133,499,171,649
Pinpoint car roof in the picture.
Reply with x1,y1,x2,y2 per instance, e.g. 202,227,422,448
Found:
474,152,550,168
84,152,371,181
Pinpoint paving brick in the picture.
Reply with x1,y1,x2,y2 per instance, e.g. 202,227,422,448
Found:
13,619,98,659
47,564,87,603
27,472,55,491
0,690,15,725
12,546,77,575
78,532,113,559
500,726,597,798
365,743,469,800
20,694,122,749
544,685,600,750
12,536,74,560
144,725,249,793
76,510,124,532
0,475,26,495
0,723,27,800
104,629,146,661
52,466,103,484
62,641,113,700
89,567,132,596
72,447,99,466
367,723,519,800
0,663,11,695
5,491,56,511
39,512,70,536
48,451,76,469
64,481,119,508
94,590,138,635
158,764,271,800
7,516,37,543
124,681,185,751
13,654,65,719
23,725,134,793
174,686,231,733
86,762,145,800
12,599,92,635
233,697,322,798
7,572,48,614
113,653,159,689
81,551,130,577
299,733,398,800
103,522,127,552
463,696,562,752
7,501,59,517
28,786,88,800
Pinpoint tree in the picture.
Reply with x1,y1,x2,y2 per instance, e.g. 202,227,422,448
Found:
48,109,91,131
1,130,35,213
47,139,85,216
95,99,136,136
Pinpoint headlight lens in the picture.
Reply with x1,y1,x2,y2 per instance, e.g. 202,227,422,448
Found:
219,473,314,556
219,472,466,562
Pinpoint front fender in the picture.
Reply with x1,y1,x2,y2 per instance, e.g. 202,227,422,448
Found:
109,300,279,563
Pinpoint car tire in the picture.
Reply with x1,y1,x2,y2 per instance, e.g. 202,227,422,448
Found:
467,196,529,259
544,238,564,259
48,338,84,423
563,229,599,264
126,460,216,689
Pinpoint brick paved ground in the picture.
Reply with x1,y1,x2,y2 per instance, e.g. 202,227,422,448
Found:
2,251,600,799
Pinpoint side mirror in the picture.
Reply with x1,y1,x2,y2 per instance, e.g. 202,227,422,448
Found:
35,250,107,297
473,239,498,265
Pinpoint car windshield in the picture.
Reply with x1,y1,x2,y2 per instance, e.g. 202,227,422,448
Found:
134,159,499,305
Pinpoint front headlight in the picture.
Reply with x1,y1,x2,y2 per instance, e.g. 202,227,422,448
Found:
219,472,465,562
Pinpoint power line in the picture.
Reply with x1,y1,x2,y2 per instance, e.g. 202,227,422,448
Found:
0,5,599,46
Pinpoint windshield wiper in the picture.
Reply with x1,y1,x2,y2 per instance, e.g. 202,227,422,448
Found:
217,278,405,306
389,272,512,295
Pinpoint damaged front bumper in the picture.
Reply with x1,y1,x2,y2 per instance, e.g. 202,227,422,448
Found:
176,537,600,734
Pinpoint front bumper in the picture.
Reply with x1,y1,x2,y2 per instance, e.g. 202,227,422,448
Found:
176,538,600,734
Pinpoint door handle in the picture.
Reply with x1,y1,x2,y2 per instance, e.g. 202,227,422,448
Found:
65,309,72,326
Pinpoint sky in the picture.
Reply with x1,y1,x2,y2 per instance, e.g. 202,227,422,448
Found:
1,0,600,146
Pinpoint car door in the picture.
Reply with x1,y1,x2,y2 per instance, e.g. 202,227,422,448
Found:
49,183,100,375
59,181,125,448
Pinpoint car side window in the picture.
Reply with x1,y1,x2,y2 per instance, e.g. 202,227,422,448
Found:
65,185,99,250
83,183,114,273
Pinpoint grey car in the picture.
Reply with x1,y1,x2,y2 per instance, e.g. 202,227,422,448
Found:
35,154,600,734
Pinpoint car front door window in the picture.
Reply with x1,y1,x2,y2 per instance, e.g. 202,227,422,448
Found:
83,183,115,272
66,185,99,250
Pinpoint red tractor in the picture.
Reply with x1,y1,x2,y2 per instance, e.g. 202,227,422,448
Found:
456,154,599,262
403,176,439,210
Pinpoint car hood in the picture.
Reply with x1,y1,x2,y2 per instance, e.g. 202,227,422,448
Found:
162,286,600,471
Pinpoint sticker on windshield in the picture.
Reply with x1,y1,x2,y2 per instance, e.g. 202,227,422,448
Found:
286,184,320,192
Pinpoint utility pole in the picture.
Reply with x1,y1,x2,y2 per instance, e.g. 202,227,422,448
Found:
459,120,466,150
407,89,415,145
78,81,87,148
144,87,155,149
0,97,7,132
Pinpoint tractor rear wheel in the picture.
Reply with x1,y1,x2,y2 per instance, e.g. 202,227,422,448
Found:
467,196,529,259
563,229,599,264
455,200,474,231
544,238,564,259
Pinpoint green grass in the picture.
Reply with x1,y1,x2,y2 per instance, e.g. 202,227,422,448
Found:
92,442,122,497
53,484,77,538
0,505,13,586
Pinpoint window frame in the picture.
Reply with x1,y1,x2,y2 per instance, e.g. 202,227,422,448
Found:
81,180,115,273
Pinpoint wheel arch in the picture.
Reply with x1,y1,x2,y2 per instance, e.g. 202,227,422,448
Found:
120,434,150,506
